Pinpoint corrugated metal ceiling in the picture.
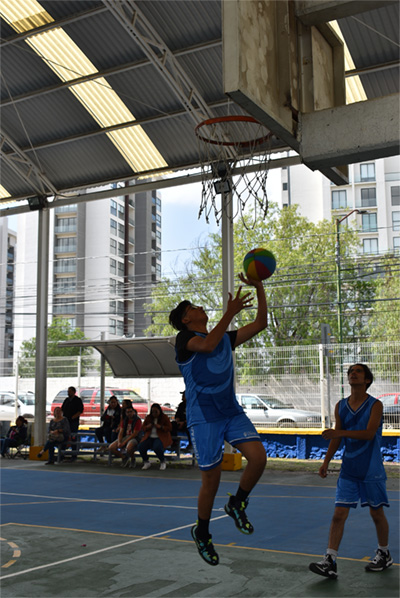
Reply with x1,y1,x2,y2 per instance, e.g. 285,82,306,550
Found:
1,0,398,206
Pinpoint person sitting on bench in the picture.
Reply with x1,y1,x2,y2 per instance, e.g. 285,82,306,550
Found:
38,407,70,464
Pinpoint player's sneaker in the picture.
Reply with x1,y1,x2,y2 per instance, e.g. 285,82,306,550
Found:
309,554,338,579
365,549,393,572
191,524,219,566
224,493,254,535
159,462,166,470
142,461,151,470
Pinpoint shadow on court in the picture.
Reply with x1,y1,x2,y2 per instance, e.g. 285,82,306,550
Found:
1,458,398,598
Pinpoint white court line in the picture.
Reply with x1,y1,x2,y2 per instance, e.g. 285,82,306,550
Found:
0,515,228,580
1,492,198,510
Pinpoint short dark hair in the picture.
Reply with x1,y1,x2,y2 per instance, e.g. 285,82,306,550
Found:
347,363,374,389
169,300,191,331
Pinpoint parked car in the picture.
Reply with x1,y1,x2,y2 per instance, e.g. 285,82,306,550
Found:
235,393,324,427
377,393,400,428
0,392,22,421
17,392,36,418
51,388,175,425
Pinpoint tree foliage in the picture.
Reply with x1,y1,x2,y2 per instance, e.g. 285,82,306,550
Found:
145,204,377,347
19,318,93,377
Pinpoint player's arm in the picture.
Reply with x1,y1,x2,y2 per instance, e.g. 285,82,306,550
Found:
186,286,253,354
234,274,268,347
319,403,342,478
322,400,382,442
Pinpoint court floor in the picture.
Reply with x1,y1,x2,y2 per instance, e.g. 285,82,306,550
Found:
1,459,399,597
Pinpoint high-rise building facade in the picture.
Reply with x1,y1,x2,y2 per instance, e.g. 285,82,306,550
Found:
12,184,162,355
0,218,16,371
280,156,400,254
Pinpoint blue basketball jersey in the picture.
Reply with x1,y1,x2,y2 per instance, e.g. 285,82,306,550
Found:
175,330,243,426
338,395,386,482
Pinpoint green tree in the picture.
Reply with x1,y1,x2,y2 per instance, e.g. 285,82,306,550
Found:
145,204,375,349
366,254,400,381
19,318,93,377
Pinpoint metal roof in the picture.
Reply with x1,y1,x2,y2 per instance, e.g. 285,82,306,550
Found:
59,336,181,378
1,0,399,207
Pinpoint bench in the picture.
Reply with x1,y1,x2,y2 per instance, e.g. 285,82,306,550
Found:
55,432,108,463
55,431,196,466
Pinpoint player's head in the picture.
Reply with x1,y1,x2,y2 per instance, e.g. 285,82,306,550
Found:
169,300,192,331
347,363,373,389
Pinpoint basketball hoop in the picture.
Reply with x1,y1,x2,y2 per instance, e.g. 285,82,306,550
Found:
195,115,272,228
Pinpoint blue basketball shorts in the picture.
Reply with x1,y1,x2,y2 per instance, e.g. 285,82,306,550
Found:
335,476,390,509
189,412,261,471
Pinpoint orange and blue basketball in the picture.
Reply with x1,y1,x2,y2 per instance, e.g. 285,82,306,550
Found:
243,248,276,281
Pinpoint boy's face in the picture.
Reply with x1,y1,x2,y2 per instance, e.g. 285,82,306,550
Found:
348,365,370,389
182,304,208,328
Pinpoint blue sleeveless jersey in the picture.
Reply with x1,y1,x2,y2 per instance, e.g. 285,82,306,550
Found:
338,395,386,482
175,331,243,426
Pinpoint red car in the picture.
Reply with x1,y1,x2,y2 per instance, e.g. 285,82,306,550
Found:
51,388,174,426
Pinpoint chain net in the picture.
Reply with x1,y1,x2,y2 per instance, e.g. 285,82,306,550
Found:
195,116,272,228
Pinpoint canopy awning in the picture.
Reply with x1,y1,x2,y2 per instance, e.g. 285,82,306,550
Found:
59,336,181,378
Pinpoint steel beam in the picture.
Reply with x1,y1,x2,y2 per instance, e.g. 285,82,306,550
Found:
103,0,214,125
300,93,400,170
295,0,398,25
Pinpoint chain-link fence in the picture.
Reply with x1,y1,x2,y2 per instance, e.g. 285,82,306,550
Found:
0,341,399,429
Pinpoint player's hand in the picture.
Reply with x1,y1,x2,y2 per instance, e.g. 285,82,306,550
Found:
227,286,253,314
318,464,328,478
239,272,263,288
322,428,340,440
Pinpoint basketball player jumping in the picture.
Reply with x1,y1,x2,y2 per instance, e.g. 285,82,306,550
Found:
169,272,268,566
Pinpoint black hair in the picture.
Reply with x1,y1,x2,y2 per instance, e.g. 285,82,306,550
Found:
347,363,374,389
150,403,164,418
169,300,191,331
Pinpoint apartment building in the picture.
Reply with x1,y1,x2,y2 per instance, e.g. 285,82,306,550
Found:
280,156,400,254
0,218,16,371
12,185,162,355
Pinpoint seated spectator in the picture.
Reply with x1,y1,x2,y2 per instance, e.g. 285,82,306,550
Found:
95,395,121,444
108,405,142,468
138,403,172,471
1,416,28,457
37,407,70,465
171,390,192,450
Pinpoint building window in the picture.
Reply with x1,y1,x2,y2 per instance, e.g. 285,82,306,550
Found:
391,186,400,206
118,222,124,239
360,163,375,182
392,211,400,231
54,258,76,273
118,242,125,257
282,182,288,191
110,259,116,275
362,213,377,232
363,238,378,254
110,200,117,216
118,204,125,220
110,239,117,255
110,219,117,235
118,261,124,276
55,237,76,253
109,319,116,335
54,277,76,294
331,190,347,210
394,237,400,252
359,188,376,208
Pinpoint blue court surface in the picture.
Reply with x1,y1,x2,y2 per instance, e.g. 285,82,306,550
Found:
1,460,399,597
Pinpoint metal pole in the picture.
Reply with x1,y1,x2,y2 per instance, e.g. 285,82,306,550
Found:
221,186,235,455
335,218,344,400
319,344,326,429
14,354,20,421
34,208,50,447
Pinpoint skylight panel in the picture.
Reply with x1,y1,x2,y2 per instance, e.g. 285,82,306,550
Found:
1,0,168,174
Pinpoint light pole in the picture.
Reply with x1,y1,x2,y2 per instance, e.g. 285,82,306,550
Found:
335,208,367,397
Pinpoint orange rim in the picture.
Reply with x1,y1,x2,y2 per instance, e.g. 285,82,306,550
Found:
195,115,271,148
